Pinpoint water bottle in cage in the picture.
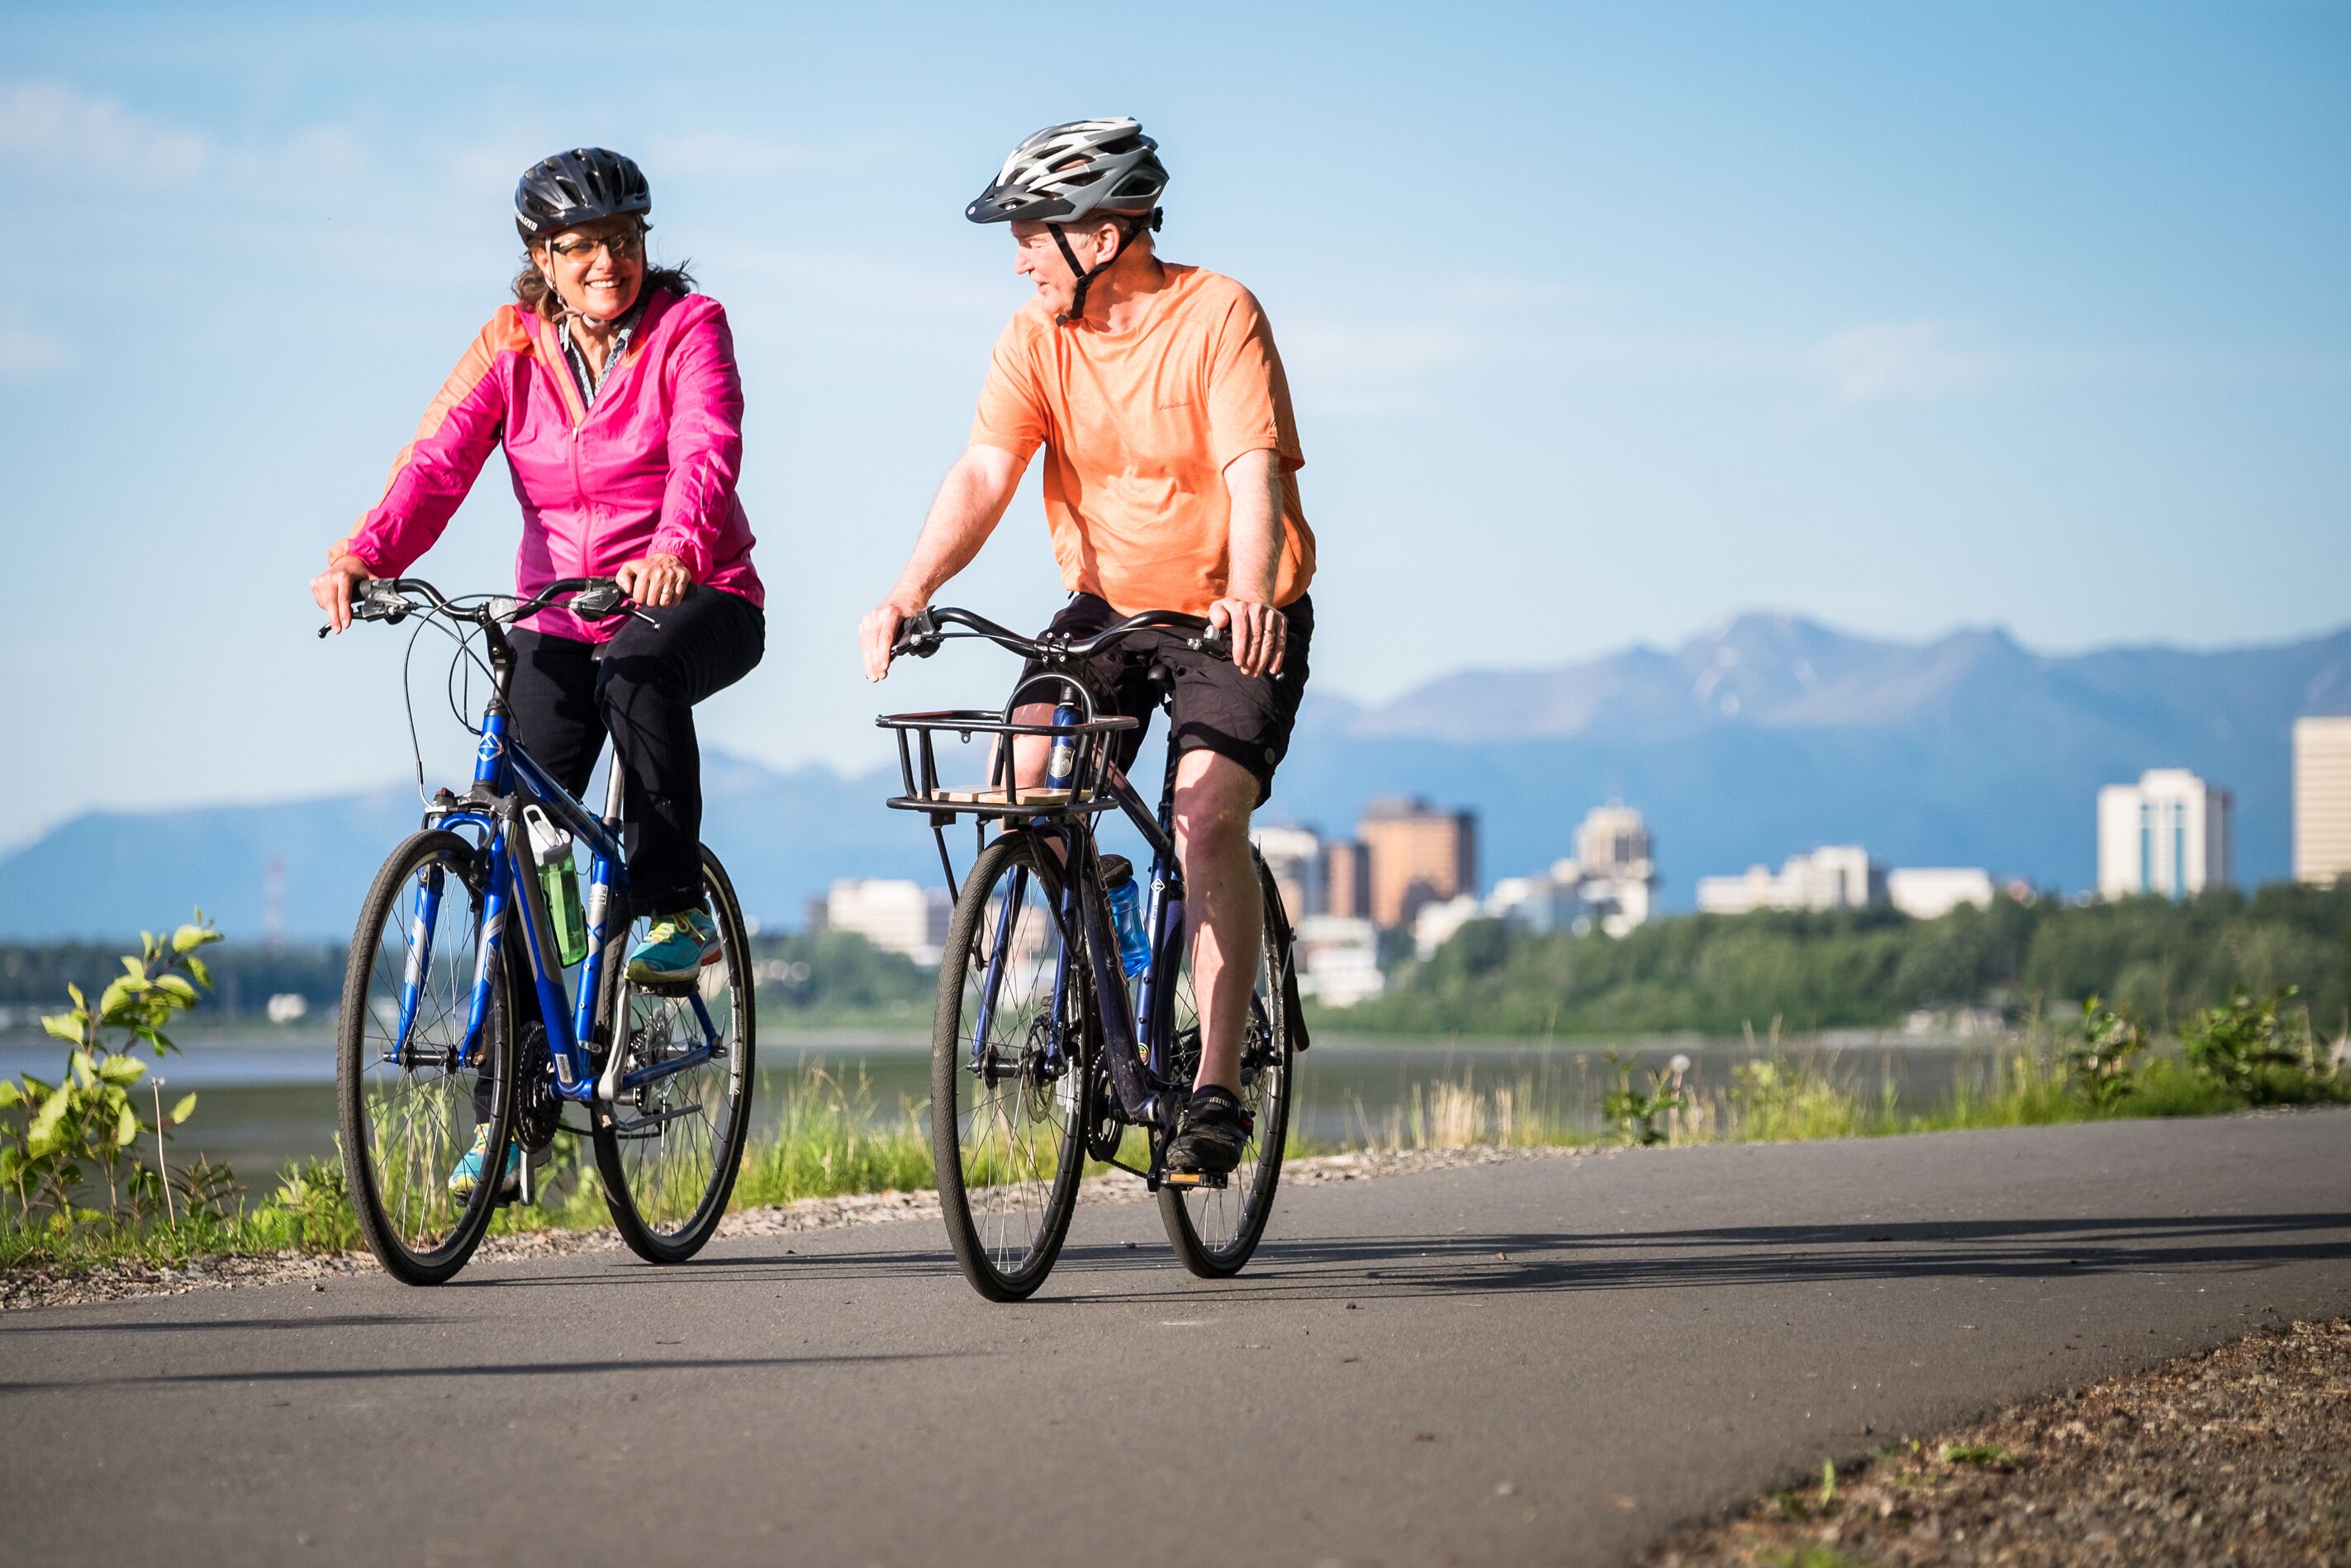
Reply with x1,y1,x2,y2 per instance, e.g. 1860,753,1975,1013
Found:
1047,701,1080,788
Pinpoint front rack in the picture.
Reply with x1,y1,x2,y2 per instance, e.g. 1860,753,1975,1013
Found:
877,709,1138,824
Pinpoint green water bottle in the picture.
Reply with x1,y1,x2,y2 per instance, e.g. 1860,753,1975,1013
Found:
523,805,589,967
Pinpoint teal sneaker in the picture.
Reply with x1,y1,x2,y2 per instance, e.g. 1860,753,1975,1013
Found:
627,906,720,985
448,1125,520,1198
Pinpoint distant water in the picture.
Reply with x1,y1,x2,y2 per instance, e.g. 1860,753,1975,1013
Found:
0,1027,2009,1181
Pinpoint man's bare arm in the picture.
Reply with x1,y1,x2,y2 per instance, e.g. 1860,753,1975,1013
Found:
1209,447,1288,678
859,443,1027,680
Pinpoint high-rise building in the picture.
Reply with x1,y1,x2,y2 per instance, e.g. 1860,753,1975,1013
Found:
2295,717,2351,886
1322,839,1371,920
2097,768,2232,900
1359,796,1478,929
1565,804,1659,935
1250,824,1324,924
824,878,952,965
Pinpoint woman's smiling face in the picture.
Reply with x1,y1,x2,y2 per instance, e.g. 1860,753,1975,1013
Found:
534,214,646,322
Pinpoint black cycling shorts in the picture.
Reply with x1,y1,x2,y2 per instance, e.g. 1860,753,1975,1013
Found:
1014,592,1314,805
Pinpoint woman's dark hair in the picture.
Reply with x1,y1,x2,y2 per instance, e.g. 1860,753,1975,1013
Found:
513,248,696,323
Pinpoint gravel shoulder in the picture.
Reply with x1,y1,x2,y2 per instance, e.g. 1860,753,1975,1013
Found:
0,1143,1570,1311
1649,1317,2351,1567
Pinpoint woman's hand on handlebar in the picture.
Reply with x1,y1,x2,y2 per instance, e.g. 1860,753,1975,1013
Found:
614,552,692,609
311,554,371,634
1207,596,1287,678
860,589,929,682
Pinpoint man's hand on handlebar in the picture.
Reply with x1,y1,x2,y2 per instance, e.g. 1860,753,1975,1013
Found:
614,552,692,610
860,590,931,682
1206,596,1287,679
311,554,371,634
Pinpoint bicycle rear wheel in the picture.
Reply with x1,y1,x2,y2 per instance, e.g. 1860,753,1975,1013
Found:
1158,850,1294,1278
336,829,516,1285
930,829,1092,1301
592,846,756,1264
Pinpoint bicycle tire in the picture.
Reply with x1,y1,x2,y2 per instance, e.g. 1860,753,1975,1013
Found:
1158,850,1294,1278
592,845,757,1264
336,829,517,1285
930,829,1093,1301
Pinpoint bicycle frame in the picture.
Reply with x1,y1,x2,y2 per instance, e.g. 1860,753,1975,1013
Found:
971,687,1193,1138
385,630,720,1107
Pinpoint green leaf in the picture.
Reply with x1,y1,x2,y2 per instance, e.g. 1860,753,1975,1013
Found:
97,976,142,1018
70,1049,97,1088
0,1080,21,1108
183,956,212,991
115,1102,139,1147
154,975,200,1006
96,1054,146,1086
27,1086,72,1150
66,982,85,1009
169,1092,197,1124
122,955,147,980
173,922,221,954
40,1014,83,1045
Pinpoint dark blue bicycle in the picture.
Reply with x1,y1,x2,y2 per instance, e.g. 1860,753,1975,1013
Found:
881,606,1305,1300
326,577,754,1284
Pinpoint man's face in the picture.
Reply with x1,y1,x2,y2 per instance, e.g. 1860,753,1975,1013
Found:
1009,218,1117,316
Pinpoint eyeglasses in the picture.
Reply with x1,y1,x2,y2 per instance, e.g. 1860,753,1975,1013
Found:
549,230,645,261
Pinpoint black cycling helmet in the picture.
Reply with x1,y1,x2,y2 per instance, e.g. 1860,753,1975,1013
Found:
967,117,1168,326
515,147,651,242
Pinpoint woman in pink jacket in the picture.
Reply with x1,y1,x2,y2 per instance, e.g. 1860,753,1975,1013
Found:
310,147,762,1046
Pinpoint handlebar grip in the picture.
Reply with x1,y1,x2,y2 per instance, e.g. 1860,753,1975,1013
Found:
889,608,942,660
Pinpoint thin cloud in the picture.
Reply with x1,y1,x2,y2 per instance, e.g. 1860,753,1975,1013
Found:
0,316,69,378
1807,320,1990,403
1282,320,1475,415
0,80,211,178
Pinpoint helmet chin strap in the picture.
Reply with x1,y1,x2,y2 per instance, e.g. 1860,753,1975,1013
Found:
1050,209,1161,327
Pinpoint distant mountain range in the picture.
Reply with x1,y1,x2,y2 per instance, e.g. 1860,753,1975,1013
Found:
5,614,2348,940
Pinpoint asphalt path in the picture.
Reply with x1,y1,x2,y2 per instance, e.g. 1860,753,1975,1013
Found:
5,1110,2348,1568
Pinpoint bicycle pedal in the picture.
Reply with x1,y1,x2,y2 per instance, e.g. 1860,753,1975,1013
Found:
1162,1170,1228,1190
629,976,699,998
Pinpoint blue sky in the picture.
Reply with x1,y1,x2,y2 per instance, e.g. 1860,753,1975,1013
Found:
2,0,2346,848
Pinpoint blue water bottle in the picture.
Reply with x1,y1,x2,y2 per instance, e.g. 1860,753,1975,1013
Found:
1101,856,1152,977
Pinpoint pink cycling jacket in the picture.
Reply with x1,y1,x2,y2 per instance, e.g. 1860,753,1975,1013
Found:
345,288,762,643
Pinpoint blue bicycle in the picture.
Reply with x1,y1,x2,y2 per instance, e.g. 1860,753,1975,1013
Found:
326,577,754,1284
881,606,1306,1300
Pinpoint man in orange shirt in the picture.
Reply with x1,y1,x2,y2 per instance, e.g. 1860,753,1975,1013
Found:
860,117,1316,1177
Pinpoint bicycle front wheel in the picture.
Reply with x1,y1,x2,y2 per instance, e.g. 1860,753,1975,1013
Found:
931,829,1091,1301
1158,850,1294,1278
592,846,757,1264
336,829,516,1285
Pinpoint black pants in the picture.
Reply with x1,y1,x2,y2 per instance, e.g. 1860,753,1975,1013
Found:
507,585,764,917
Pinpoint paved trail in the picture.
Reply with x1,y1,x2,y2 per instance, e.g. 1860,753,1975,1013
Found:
5,1111,2348,1567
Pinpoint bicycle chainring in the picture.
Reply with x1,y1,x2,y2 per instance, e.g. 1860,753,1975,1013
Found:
513,1023,565,1154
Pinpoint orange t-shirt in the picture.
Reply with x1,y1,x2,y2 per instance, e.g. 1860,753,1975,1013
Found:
970,264,1315,617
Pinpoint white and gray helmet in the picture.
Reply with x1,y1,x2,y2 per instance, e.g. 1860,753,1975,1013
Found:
967,116,1169,226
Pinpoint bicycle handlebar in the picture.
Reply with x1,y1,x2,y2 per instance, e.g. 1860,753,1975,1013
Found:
317,576,653,639
889,605,1229,666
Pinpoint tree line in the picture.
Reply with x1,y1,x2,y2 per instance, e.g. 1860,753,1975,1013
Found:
1340,880,2351,1038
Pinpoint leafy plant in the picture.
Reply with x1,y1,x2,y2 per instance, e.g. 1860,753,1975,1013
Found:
260,1157,354,1251
2180,987,2305,1098
2062,996,2146,1111
1599,1049,1687,1147
0,916,221,1228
